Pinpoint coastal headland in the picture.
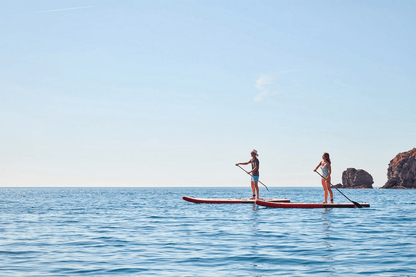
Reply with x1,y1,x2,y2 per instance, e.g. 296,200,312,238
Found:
381,148,416,189
336,148,415,189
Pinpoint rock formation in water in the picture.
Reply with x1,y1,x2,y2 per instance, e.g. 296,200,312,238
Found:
381,148,416,189
341,168,374,189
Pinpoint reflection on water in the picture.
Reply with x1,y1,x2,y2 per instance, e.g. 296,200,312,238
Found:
321,209,335,274
321,208,333,248
250,204,259,268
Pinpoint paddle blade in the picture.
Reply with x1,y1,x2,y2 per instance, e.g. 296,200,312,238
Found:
353,201,363,208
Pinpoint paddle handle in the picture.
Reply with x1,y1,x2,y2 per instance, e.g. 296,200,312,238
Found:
237,165,269,191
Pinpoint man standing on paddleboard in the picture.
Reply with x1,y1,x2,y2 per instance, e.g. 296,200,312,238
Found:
236,150,260,200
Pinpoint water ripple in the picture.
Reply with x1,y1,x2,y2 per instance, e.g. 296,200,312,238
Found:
0,187,415,276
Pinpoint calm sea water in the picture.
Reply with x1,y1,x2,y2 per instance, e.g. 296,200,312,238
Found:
0,187,415,276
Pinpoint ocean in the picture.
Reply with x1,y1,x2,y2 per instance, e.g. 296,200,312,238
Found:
0,187,415,276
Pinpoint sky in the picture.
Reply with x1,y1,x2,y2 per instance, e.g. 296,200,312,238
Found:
1,0,415,188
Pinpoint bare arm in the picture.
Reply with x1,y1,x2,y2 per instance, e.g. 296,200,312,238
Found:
251,164,258,174
313,161,322,171
236,161,251,166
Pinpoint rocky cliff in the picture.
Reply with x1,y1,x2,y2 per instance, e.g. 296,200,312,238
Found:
341,168,374,189
382,148,416,189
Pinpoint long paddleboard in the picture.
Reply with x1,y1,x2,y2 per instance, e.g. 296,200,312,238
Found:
255,199,370,208
183,196,290,204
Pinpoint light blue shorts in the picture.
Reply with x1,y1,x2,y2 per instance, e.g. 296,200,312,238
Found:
251,176,259,182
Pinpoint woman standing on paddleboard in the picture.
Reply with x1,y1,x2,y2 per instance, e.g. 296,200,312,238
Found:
314,153,334,203
236,150,260,200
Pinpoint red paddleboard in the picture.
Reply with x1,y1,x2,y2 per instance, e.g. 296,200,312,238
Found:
182,196,290,204
255,199,370,208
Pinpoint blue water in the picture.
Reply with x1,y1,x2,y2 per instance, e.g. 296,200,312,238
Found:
0,187,415,276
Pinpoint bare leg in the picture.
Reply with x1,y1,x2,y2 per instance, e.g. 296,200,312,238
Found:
253,181,260,199
326,176,333,203
250,181,256,199
321,178,328,203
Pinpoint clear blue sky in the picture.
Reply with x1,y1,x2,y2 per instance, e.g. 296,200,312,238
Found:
1,0,415,187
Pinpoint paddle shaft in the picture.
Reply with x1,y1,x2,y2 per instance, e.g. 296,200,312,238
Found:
315,170,362,208
237,165,269,191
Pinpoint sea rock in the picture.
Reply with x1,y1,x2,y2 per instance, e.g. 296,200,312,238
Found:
341,168,374,189
382,148,416,189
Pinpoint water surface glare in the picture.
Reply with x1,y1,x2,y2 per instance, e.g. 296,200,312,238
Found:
0,187,415,276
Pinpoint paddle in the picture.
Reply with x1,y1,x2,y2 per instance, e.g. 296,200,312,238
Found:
236,165,269,191
315,171,362,208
